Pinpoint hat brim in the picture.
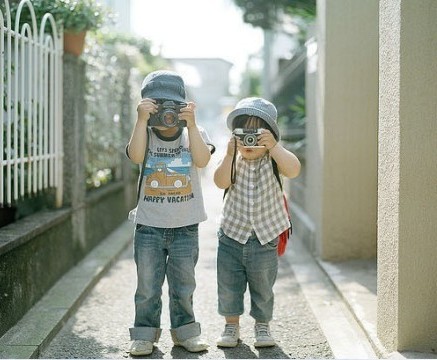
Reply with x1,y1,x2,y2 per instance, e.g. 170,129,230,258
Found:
227,107,280,140
141,89,186,103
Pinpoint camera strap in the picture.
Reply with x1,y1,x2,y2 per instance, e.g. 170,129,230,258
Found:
136,128,150,205
224,140,281,200
223,137,237,200
231,137,237,185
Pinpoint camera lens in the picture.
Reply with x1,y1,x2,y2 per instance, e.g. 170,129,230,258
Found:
160,109,179,127
243,134,257,146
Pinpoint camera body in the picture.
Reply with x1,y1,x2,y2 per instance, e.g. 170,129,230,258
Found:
233,128,262,147
149,100,187,128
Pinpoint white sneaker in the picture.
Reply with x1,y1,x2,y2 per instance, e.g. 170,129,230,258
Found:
173,335,209,352
254,323,276,347
129,340,153,356
217,323,240,347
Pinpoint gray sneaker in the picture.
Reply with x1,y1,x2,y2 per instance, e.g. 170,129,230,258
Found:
254,323,276,347
216,323,240,347
172,335,209,352
129,340,153,356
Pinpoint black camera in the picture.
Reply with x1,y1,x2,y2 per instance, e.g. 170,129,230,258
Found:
149,101,187,128
233,128,262,147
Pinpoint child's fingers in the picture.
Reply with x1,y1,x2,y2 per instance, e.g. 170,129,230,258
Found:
138,98,156,107
258,131,275,143
257,132,276,149
186,101,196,110
181,102,196,112
141,97,156,103
137,100,158,116
137,103,157,113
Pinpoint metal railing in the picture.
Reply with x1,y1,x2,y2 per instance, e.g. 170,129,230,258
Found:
1,0,63,207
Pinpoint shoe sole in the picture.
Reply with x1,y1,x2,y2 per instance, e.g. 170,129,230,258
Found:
254,341,276,348
217,341,239,348
129,350,153,356
173,343,209,353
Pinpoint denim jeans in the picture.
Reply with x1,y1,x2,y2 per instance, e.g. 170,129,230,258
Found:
217,228,278,323
129,224,201,342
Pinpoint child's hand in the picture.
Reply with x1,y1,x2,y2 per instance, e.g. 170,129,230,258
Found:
137,98,157,123
258,129,277,150
179,102,196,128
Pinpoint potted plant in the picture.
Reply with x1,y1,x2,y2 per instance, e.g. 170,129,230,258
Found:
7,0,109,56
54,0,108,56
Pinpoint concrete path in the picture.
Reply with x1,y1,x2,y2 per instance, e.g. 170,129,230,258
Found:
38,167,335,359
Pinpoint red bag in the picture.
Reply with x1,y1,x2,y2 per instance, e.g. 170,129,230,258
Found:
278,193,292,256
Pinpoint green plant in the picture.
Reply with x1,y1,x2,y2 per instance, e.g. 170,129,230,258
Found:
232,0,315,30
6,0,110,33
278,95,305,123
289,95,306,121
232,0,315,44
53,0,109,32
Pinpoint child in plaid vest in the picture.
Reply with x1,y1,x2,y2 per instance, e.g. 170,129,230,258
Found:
213,97,301,348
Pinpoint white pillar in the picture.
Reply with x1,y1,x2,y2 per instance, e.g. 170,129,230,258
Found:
378,0,437,352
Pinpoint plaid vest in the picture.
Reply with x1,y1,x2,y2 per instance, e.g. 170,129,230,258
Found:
220,155,290,245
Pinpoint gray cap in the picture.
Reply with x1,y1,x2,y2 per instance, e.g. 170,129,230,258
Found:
141,70,186,102
227,97,280,140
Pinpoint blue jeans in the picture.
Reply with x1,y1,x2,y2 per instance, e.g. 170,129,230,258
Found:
129,224,201,342
217,228,278,323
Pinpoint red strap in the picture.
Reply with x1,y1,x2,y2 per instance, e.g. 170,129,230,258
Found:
278,194,291,256
278,231,288,256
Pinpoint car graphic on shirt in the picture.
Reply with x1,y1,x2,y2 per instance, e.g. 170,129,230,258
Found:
144,162,192,196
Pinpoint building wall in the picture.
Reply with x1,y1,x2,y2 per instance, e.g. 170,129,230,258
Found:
378,0,437,352
306,0,379,260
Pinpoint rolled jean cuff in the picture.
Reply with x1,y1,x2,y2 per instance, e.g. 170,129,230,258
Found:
129,326,162,342
170,322,201,342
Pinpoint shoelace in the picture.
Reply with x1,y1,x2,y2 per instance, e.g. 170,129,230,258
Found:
223,323,238,337
255,323,271,337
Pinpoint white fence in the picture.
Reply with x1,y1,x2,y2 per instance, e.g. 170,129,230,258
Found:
1,0,63,207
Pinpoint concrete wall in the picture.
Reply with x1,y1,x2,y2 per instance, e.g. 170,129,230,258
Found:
0,209,72,337
378,0,437,352
305,0,379,260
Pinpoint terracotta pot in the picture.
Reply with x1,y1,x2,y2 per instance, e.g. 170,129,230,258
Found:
63,31,87,56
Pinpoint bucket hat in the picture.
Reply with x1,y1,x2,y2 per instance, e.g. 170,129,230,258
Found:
141,70,186,102
227,97,280,140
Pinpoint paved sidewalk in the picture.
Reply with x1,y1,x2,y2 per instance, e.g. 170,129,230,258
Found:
0,165,378,359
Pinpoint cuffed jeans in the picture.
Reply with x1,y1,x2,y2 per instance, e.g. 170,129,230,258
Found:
217,228,278,323
129,224,201,342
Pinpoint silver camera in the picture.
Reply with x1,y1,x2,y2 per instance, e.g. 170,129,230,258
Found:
149,101,187,128
233,128,262,147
